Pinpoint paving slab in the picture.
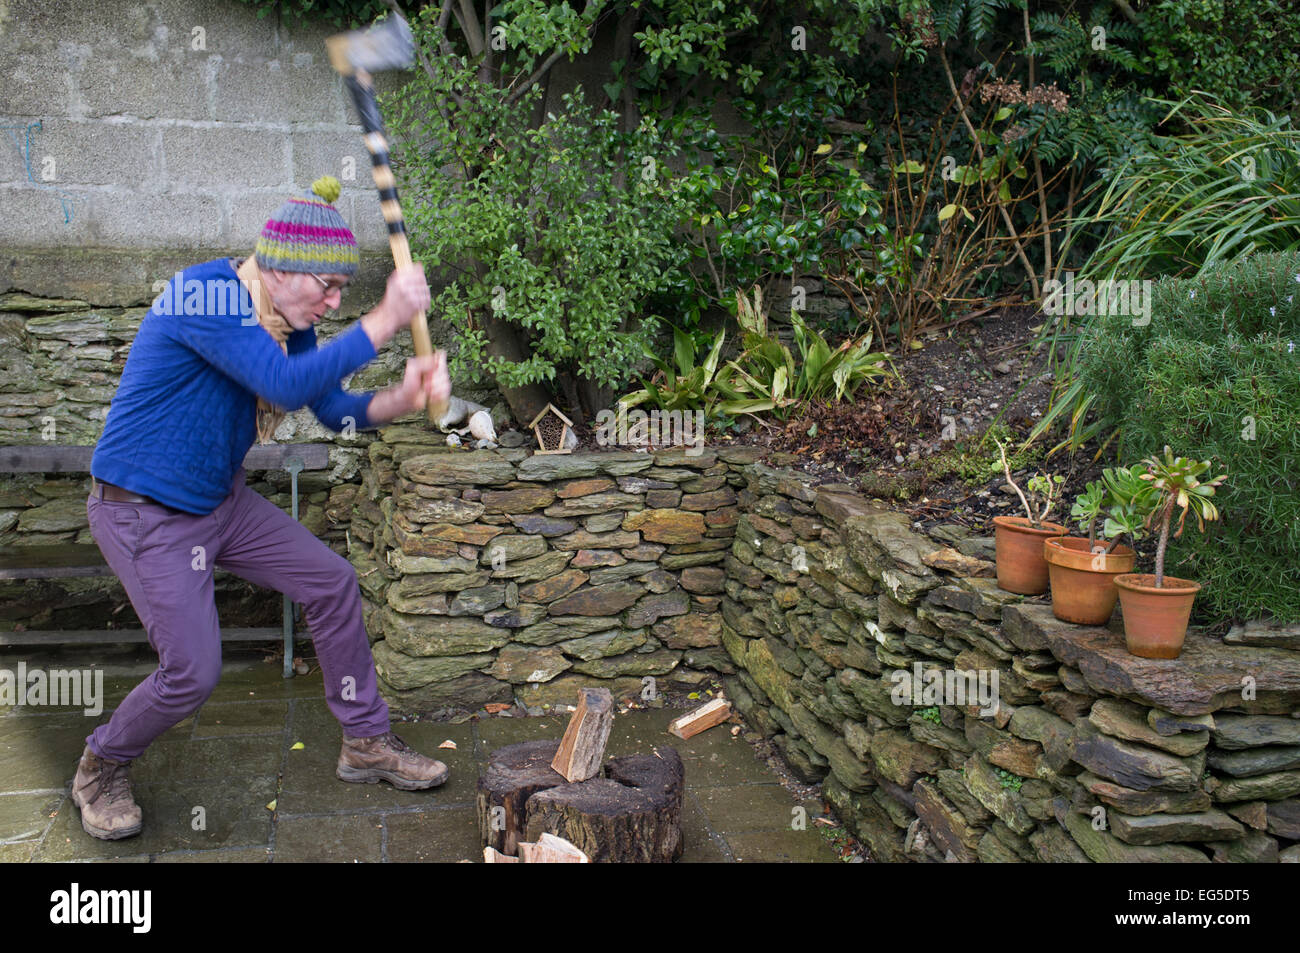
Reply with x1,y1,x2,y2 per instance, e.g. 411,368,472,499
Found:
2,651,842,862
274,813,384,863
34,776,276,861
385,808,482,863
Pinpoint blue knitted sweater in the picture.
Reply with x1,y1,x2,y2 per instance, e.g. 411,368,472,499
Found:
91,257,378,514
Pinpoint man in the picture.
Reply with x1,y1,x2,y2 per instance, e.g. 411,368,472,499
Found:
74,176,452,841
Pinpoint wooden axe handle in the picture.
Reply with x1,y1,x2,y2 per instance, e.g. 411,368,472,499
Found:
345,69,445,424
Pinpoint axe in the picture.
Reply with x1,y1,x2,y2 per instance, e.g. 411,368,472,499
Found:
327,14,447,424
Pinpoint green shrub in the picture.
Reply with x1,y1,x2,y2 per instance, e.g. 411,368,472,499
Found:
1072,252,1300,621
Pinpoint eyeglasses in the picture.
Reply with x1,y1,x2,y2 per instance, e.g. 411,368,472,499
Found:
308,273,350,296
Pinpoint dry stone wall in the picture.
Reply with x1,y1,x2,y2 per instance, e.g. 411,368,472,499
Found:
720,464,1300,863
347,434,764,714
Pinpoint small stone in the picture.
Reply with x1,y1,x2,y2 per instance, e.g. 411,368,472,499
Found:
1108,809,1244,846
485,644,570,684
1090,698,1209,757
1211,714,1300,750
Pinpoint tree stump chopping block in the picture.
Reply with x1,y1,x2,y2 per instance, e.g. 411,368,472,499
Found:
524,746,685,862
477,740,565,856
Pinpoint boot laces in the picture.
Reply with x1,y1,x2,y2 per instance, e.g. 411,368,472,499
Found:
92,760,134,805
380,732,415,757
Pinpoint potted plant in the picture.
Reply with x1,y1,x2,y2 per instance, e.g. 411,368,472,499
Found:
991,439,1068,595
1113,447,1228,659
1043,465,1151,625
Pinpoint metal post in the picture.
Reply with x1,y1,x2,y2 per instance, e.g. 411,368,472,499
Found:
283,456,304,679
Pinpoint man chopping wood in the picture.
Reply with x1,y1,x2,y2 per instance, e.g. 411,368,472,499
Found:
74,176,452,841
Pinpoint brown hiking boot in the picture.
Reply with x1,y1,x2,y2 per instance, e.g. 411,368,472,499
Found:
337,732,449,790
71,745,143,840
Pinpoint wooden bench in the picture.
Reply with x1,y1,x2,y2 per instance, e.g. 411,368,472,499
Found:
0,444,332,678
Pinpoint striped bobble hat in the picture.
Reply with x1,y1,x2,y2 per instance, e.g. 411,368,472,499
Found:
255,176,360,276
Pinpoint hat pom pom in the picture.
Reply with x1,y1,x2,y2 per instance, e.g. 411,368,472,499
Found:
311,175,342,204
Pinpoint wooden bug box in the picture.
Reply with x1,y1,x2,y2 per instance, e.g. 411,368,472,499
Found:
528,402,574,454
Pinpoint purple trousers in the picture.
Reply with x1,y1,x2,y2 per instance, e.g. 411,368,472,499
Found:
85,467,389,762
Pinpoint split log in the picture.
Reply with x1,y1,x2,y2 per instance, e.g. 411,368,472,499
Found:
524,746,685,862
483,846,518,863
477,740,565,856
517,832,590,863
552,687,614,782
668,698,731,739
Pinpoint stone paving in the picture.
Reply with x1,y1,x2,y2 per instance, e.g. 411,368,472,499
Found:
0,648,841,863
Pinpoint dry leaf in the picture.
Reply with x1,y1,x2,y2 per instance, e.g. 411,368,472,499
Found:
483,702,511,714
438,740,457,750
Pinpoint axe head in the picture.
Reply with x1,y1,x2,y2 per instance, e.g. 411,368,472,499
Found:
326,14,414,77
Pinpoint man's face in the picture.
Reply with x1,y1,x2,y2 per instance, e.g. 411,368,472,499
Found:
265,270,348,331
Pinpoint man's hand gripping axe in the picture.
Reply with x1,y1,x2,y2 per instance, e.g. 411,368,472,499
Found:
327,14,447,423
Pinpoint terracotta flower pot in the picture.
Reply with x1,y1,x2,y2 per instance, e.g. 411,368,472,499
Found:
992,516,1068,595
1044,537,1137,626
1114,573,1202,659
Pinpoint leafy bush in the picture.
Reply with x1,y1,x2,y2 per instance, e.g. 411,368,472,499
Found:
618,326,729,418
1068,252,1300,621
719,288,892,420
1079,95,1300,282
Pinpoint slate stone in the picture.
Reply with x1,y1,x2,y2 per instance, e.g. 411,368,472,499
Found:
514,616,618,646
1225,801,1269,830
515,674,643,708
1206,745,1300,778
484,604,547,628
479,486,555,513
381,608,513,656
489,550,574,582
1077,771,1212,816
1029,824,1093,863
1148,708,1216,737
1211,714,1300,750
400,496,485,524
1223,619,1300,649
570,648,680,678
1055,800,1210,863
557,628,649,661
1009,705,1075,772
570,549,626,568
1208,829,1280,863
552,529,641,551
379,671,513,713
1010,603,1300,715
506,514,578,537
1090,698,1210,756
517,568,590,604
485,644,570,683
544,490,643,516
652,613,721,649
680,566,726,594
547,581,645,617
1266,799,1300,840
479,534,547,565
386,551,477,575
1070,719,1205,791
399,450,516,486
964,755,1034,835
1108,809,1244,846
515,453,603,481
371,640,493,689
868,728,943,787
621,508,706,544
583,561,656,585
1206,771,1300,803
556,477,616,498
447,584,507,616
625,590,691,628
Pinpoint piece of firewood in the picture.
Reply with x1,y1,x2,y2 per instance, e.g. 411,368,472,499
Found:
551,687,614,782
517,832,589,863
668,698,731,740
483,846,518,863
